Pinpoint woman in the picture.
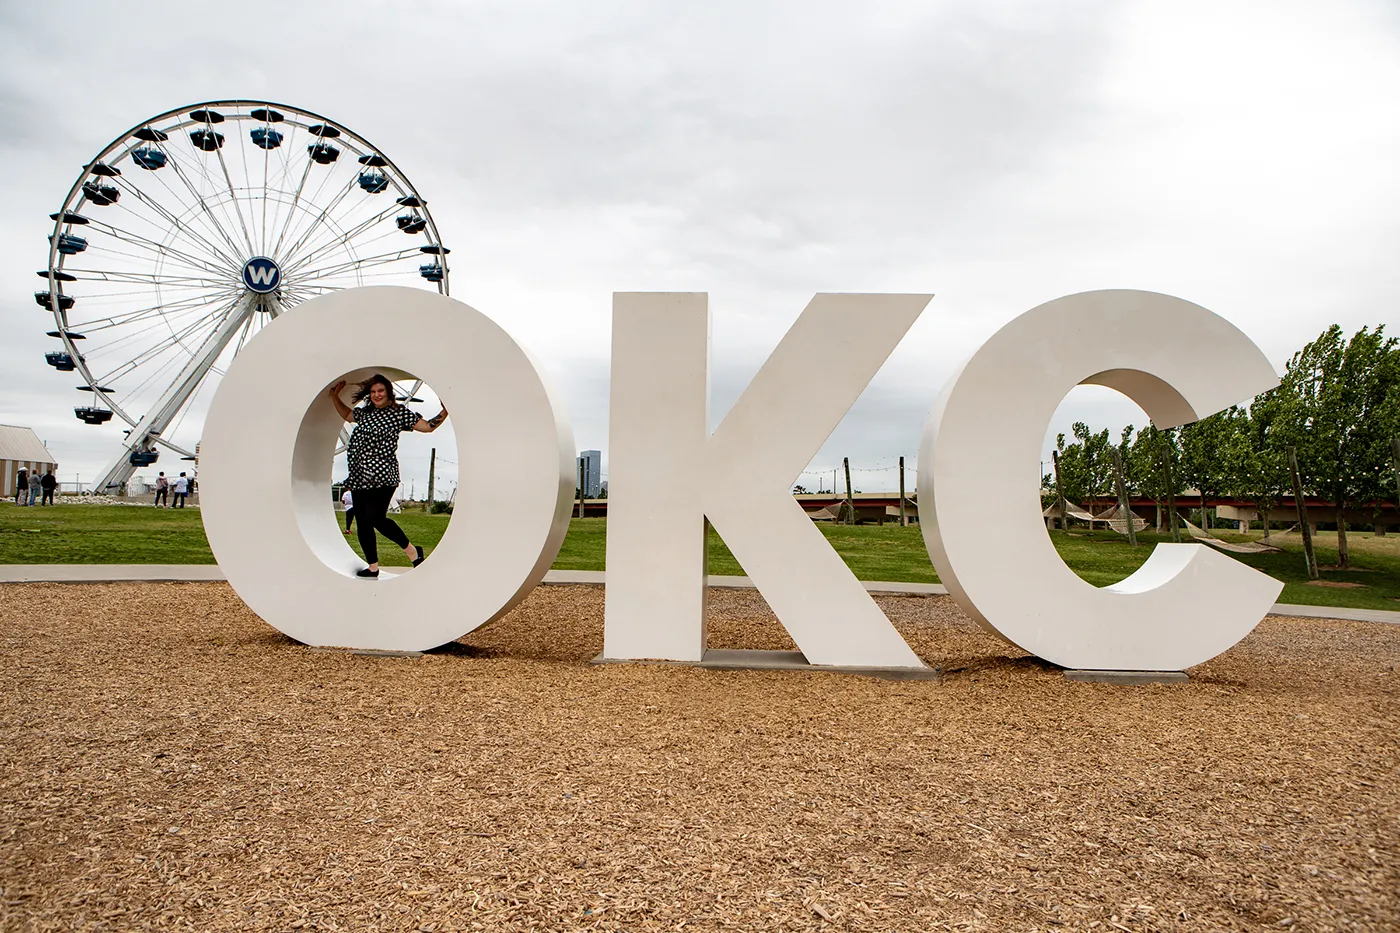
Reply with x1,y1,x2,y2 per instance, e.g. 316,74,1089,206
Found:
328,374,449,578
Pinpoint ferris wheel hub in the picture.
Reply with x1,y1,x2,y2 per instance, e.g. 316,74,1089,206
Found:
242,256,282,294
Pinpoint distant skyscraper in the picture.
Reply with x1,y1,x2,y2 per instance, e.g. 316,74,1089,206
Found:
577,449,602,498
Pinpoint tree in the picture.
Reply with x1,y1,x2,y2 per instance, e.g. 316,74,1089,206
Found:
1178,410,1238,529
1231,398,1290,540
1053,423,1113,516
1267,324,1400,569
1128,424,1184,534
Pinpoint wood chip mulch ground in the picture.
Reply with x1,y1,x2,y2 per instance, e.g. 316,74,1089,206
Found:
1,582,1397,932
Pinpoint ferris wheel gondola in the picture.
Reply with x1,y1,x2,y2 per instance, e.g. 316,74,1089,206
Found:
39,100,451,492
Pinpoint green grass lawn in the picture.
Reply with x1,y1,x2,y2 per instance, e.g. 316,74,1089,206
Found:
3,502,1398,611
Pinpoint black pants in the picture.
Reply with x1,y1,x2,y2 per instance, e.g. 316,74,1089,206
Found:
173,493,186,508
154,488,168,506
42,489,54,505
344,507,355,531
351,486,408,564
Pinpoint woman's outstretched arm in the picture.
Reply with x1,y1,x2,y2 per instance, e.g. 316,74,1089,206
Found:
327,381,355,423
413,405,449,433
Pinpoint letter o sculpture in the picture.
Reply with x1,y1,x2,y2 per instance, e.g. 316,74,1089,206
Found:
200,286,576,652
919,290,1284,672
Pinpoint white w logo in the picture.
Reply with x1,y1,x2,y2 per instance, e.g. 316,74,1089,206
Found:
246,264,278,286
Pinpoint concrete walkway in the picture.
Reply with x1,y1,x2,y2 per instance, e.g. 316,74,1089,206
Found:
1,564,1396,626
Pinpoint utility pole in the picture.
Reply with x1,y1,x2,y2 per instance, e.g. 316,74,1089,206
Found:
577,459,586,519
1111,448,1137,547
843,457,855,525
898,455,908,526
1288,446,1319,581
426,447,436,506
1052,450,1069,531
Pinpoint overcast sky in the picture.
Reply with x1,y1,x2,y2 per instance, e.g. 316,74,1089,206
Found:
2,0,1397,496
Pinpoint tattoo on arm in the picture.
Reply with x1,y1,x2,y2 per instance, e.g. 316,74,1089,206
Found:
428,411,447,429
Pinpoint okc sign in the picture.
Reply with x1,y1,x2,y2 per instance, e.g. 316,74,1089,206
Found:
199,286,1282,673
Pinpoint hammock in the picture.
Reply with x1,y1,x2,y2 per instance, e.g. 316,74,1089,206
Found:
1179,518,1280,554
1092,504,1149,535
1043,501,1145,535
1043,501,1098,523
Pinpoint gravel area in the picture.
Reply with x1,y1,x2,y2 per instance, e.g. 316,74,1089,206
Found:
1,582,1397,932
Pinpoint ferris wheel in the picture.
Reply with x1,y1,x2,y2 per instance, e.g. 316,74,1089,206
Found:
38,100,451,492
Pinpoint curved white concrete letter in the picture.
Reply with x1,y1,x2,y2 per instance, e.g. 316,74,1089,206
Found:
200,286,575,652
918,290,1283,671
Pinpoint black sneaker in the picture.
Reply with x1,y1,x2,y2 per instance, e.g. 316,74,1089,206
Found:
356,567,379,579
411,545,425,567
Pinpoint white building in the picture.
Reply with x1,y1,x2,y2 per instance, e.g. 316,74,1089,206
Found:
0,425,58,497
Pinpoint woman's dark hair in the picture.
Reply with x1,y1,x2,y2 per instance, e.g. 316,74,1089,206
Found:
351,373,396,406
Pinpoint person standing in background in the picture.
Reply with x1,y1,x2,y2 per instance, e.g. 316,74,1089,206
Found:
172,472,189,508
341,487,356,535
154,472,169,507
27,476,39,506
40,470,57,506
14,469,27,505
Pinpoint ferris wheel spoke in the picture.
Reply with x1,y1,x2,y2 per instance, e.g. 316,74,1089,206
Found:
233,112,260,251
108,174,243,270
135,147,249,263
260,124,303,255
214,145,258,257
108,292,259,442
283,225,407,278
279,178,365,268
89,320,239,397
280,204,401,274
274,162,341,265
92,309,236,376
289,247,420,282
271,157,316,259
94,309,234,387
278,177,359,268
259,132,273,255
62,267,231,288
77,245,232,285
66,286,244,333
85,203,240,276
83,225,235,279
150,139,253,261
160,135,254,256
282,201,380,274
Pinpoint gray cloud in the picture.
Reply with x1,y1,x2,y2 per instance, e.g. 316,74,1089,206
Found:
2,1,1397,494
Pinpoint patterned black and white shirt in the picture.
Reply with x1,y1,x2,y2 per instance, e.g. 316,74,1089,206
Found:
346,404,421,490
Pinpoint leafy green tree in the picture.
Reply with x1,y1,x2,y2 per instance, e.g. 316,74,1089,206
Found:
1266,324,1400,569
1048,422,1115,517
1129,424,1185,533
1231,397,1291,540
1179,410,1238,529
1113,426,1138,495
